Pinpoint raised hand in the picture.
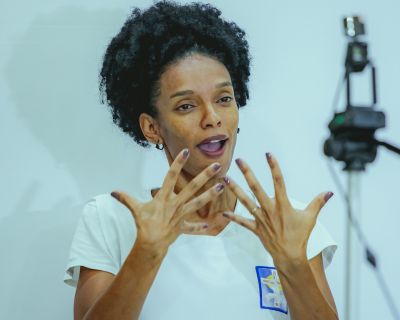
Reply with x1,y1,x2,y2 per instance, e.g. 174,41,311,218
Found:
110,148,225,253
222,153,333,264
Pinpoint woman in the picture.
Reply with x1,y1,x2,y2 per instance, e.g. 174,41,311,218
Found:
64,2,338,319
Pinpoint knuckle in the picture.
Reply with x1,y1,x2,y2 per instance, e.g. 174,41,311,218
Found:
243,199,253,208
168,170,177,180
248,183,257,190
190,181,199,190
274,175,283,185
207,169,216,178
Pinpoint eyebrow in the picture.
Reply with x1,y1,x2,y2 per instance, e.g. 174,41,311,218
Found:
169,81,233,99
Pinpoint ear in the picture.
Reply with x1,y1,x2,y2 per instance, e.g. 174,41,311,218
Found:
139,113,163,144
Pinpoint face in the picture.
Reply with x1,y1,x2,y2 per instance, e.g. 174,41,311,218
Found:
146,53,239,177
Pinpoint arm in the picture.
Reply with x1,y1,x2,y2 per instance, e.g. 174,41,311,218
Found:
223,153,338,319
275,253,338,320
73,148,225,320
75,242,166,320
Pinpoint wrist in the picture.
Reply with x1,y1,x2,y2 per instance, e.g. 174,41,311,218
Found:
131,239,168,264
273,251,308,273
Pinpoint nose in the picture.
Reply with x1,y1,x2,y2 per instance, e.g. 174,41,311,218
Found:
200,103,222,129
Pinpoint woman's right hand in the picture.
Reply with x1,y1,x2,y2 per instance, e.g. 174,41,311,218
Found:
110,148,224,254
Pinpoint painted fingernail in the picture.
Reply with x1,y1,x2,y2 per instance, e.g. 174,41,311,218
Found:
222,212,230,218
235,158,243,168
223,176,230,185
212,163,221,171
111,191,120,200
266,153,272,161
183,148,190,159
216,183,224,192
203,224,209,229
324,192,334,202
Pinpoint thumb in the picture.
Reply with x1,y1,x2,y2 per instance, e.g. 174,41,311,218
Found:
305,191,334,220
111,191,140,219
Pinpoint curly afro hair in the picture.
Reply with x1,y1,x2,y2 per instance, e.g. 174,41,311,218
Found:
100,0,251,147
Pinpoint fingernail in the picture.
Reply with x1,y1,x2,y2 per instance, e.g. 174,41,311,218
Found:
222,212,230,218
223,176,230,185
324,192,334,202
203,224,209,229
216,183,224,192
212,163,221,171
266,153,272,161
235,158,243,168
111,191,119,200
183,148,190,159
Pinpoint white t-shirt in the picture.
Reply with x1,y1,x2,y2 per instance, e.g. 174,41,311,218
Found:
64,190,337,320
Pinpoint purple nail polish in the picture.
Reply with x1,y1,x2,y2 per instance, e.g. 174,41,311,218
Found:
183,149,190,159
111,191,119,200
324,192,334,202
235,158,243,168
266,153,272,161
223,176,230,185
212,163,221,171
222,212,230,218
216,183,224,192
203,224,209,229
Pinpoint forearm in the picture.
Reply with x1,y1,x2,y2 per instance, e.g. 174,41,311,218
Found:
275,255,338,320
82,241,167,320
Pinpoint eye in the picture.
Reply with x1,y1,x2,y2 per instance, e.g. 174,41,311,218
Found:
176,104,195,111
218,96,233,104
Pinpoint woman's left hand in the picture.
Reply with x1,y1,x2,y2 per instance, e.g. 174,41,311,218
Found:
222,153,333,265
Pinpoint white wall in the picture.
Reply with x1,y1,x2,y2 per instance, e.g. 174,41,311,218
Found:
1,0,399,319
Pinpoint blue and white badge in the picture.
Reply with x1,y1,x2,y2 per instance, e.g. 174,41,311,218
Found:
255,266,288,314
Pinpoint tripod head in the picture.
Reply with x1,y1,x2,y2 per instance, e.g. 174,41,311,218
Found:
324,16,386,171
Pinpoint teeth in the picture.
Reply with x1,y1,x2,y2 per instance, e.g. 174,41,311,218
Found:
208,140,221,144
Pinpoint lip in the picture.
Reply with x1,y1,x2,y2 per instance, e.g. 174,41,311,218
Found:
197,134,229,146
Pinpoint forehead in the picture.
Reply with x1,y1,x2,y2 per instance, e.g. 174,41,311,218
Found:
159,54,232,94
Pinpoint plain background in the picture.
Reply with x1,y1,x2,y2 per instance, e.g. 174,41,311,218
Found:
1,0,399,319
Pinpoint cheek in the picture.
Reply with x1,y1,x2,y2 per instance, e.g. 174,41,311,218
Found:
163,119,195,148
227,107,239,128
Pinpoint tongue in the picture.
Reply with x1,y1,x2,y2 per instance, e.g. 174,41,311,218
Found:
198,141,222,152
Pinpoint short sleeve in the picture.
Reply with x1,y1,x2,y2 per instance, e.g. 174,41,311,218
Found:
63,198,120,288
307,220,337,269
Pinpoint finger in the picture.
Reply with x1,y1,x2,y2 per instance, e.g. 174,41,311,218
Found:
111,191,140,219
175,183,225,221
175,162,222,206
179,220,209,234
305,191,334,220
158,148,190,200
223,176,265,222
222,211,257,233
265,153,290,208
234,158,273,213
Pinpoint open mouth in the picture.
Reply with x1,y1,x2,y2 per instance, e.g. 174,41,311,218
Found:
197,138,228,157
